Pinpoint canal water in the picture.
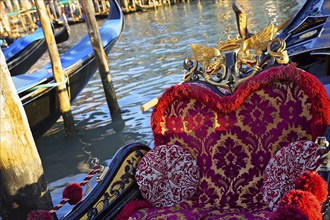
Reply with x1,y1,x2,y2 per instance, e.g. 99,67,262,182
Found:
34,0,304,217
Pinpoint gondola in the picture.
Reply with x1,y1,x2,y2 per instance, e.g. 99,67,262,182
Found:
53,17,71,45
12,0,124,140
277,0,330,95
28,0,329,219
3,23,71,76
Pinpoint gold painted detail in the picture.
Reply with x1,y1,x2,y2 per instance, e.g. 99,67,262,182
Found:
183,7,289,94
299,30,318,39
83,149,148,219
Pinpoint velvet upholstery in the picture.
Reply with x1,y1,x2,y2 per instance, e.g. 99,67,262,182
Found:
131,65,330,219
131,203,271,219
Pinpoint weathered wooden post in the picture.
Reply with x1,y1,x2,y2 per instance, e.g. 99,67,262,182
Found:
12,0,20,11
67,1,75,22
93,0,101,14
0,50,53,220
133,0,137,11
46,4,55,21
81,0,123,123
101,0,107,14
123,0,129,12
35,0,76,136
0,2,11,38
76,0,83,20
4,0,13,12
20,0,37,33
52,0,59,20
48,0,58,20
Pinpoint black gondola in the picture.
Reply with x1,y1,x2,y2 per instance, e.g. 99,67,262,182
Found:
3,23,71,76
12,0,123,140
279,0,330,92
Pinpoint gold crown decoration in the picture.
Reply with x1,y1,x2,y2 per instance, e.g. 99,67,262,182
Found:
217,34,243,51
183,3,290,94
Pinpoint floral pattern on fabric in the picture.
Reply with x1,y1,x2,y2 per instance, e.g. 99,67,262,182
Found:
262,140,323,210
130,203,272,220
153,81,316,210
135,144,200,207
240,93,277,136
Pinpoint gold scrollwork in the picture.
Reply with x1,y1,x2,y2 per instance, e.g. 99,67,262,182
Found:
184,12,290,94
267,38,289,64
83,149,148,219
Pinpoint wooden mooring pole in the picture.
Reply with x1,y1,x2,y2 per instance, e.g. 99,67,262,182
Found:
0,51,53,220
4,0,13,12
0,2,12,38
81,0,123,123
20,0,37,33
35,0,76,136
12,0,20,11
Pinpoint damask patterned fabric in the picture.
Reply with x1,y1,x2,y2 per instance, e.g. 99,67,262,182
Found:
131,65,330,218
262,140,323,210
135,144,200,207
130,202,272,220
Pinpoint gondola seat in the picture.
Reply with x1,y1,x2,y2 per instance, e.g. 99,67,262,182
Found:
126,65,330,219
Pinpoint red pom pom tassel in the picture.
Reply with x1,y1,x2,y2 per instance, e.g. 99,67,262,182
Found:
27,210,52,220
279,189,322,220
62,183,83,205
294,171,328,203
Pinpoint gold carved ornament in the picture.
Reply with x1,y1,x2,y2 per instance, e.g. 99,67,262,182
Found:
183,18,290,94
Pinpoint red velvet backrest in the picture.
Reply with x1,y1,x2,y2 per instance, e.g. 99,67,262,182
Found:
151,65,330,209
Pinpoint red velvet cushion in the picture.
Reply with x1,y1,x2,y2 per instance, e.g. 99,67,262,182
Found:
262,140,323,210
135,144,200,207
